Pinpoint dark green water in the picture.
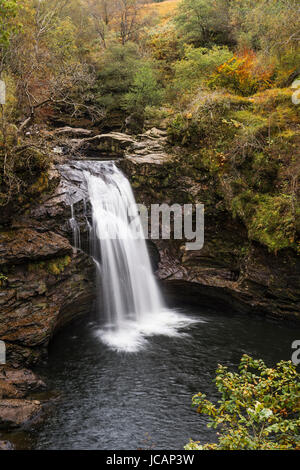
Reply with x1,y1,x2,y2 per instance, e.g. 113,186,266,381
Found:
29,307,296,450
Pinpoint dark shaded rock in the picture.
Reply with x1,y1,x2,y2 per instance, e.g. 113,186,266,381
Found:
0,399,42,430
0,367,46,399
147,241,160,272
120,152,300,322
0,229,72,266
0,250,95,366
125,113,145,135
0,439,14,450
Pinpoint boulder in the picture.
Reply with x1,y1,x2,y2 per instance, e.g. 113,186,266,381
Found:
0,399,42,430
71,132,135,158
0,440,14,450
53,127,94,138
0,367,46,399
0,229,72,266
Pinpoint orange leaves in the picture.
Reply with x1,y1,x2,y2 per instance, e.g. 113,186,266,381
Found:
210,50,274,96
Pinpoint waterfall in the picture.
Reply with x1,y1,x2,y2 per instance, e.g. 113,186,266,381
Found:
69,204,81,252
81,161,194,352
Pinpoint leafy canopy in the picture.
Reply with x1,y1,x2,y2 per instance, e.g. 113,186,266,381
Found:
0,0,20,50
122,62,163,113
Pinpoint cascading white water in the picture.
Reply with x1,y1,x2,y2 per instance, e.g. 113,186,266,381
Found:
83,162,195,352
69,204,81,252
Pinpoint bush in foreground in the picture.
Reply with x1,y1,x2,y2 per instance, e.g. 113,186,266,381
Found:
186,355,300,450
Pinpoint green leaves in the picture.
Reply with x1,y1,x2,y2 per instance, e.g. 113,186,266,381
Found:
175,0,231,47
187,355,300,450
174,45,233,93
122,62,163,114
0,0,20,50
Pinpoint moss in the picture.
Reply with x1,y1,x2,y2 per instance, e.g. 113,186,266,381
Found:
252,88,294,112
27,173,49,196
28,255,72,276
28,261,46,273
232,192,297,253
230,110,268,132
0,273,8,289
47,256,72,275
0,230,15,241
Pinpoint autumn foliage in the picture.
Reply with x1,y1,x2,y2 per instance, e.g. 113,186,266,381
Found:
209,50,274,96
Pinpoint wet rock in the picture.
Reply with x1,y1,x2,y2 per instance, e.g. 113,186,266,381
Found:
72,132,135,157
0,229,72,266
0,251,95,365
53,127,94,138
120,153,300,322
0,399,42,430
0,439,14,450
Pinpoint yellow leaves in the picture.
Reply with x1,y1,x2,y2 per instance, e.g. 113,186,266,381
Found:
143,0,179,21
211,50,274,96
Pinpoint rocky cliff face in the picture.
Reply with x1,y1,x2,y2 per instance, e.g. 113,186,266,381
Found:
0,154,97,440
119,130,300,322
0,126,299,441
1,127,299,371
0,165,95,367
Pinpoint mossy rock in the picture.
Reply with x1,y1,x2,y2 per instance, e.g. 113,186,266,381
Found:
28,255,72,276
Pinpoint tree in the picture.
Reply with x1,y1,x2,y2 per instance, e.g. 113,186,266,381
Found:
87,0,148,48
86,0,115,48
95,42,140,112
229,0,300,59
0,0,20,74
115,0,145,45
122,61,163,113
174,0,233,48
186,355,300,450
7,0,102,132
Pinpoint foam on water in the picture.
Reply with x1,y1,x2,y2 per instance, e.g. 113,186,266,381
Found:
95,309,199,353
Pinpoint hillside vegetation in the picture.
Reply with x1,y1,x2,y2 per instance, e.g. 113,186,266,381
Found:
0,0,299,253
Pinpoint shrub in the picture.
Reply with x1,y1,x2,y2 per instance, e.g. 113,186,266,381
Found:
208,52,273,96
122,62,164,114
185,355,300,450
167,91,249,146
174,45,233,93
